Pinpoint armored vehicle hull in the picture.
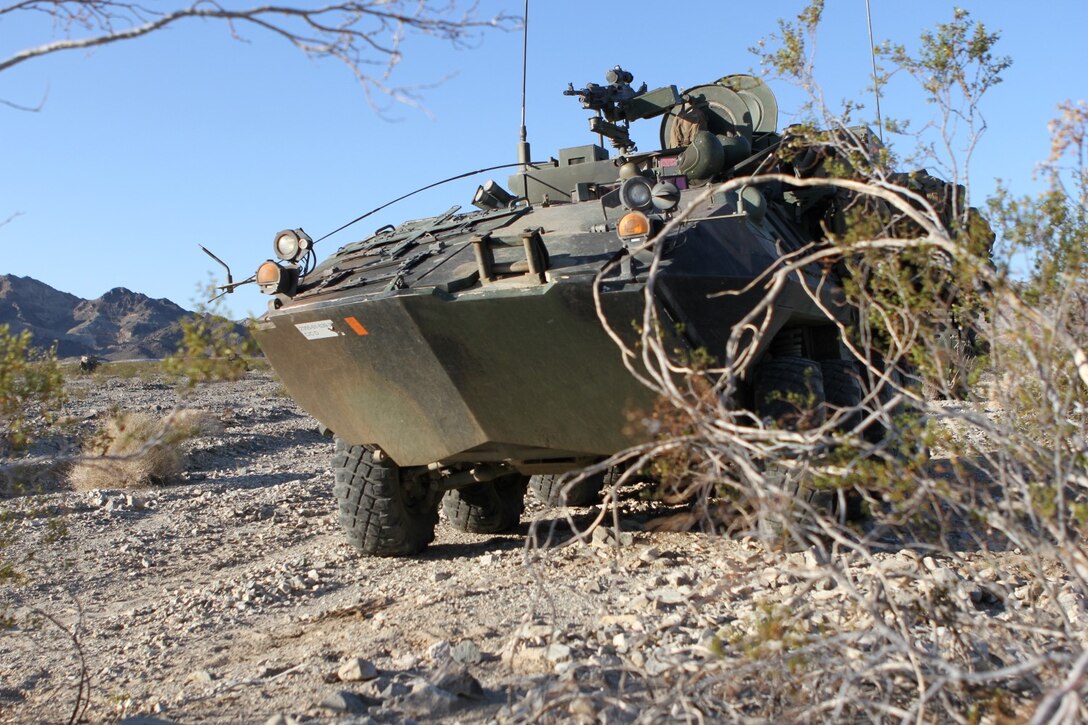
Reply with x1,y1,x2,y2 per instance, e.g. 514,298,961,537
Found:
248,70,881,555
253,193,841,468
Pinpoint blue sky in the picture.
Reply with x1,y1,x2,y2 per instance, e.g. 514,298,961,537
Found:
1,1,1085,320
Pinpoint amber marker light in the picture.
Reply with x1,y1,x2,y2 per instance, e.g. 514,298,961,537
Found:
257,260,286,294
617,211,651,241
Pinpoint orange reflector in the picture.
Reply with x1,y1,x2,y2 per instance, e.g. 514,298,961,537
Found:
344,316,368,336
617,211,651,240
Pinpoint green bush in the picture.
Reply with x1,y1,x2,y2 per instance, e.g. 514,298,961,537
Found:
0,324,65,458
162,294,258,388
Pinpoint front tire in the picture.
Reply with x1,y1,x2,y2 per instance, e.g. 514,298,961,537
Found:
752,357,867,528
332,440,440,556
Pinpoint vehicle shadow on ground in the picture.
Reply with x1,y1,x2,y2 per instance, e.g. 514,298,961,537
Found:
420,535,526,560
222,407,316,425
422,507,647,560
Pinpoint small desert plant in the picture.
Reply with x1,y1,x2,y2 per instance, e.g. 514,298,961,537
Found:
162,289,258,389
0,324,65,459
68,409,220,490
244,356,271,372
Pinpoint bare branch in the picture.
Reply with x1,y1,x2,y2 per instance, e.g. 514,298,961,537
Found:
0,2,519,107
0,85,46,111
0,211,23,227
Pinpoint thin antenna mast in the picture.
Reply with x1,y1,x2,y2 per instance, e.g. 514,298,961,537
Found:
865,0,884,144
517,0,531,198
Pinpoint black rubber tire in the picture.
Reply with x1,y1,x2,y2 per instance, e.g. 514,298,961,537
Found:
442,474,528,534
820,359,864,432
530,468,615,507
859,359,914,445
332,440,440,557
754,357,826,430
818,359,868,521
753,358,868,528
869,364,929,464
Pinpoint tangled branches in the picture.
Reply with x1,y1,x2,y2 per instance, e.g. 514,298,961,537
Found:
546,122,1088,721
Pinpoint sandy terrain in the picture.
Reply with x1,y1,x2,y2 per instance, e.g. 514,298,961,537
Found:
0,368,1074,723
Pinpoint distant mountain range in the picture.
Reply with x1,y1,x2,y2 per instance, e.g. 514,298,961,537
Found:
0,274,235,360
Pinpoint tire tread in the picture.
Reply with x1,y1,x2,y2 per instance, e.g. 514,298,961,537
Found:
333,440,439,556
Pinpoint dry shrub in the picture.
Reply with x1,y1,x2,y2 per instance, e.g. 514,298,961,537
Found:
68,409,220,491
580,196,1087,721
543,219,1087,721
525,10,1088,722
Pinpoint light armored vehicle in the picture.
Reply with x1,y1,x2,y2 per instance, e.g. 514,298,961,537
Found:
245,68,907,556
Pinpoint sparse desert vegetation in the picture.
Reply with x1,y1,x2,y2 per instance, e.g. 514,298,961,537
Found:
68,409,222,491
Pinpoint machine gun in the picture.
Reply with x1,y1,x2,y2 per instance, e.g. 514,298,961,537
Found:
565,66,679,152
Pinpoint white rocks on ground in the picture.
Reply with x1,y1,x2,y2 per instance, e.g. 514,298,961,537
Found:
0,369,1068,723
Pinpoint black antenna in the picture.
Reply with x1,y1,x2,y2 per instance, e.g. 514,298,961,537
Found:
517,0,530,199
865,0,884,144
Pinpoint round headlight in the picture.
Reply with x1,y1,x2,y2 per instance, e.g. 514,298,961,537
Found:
257,260,285,294
274,230,300,261
273,228,312,263
619,176,654,212
257,260,299,296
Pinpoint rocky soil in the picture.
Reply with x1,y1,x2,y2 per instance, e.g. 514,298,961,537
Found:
0,368,1079,723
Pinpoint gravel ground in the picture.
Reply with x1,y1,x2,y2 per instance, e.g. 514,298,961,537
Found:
0,368,1080,723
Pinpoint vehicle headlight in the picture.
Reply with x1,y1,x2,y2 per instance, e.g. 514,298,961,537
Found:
619,176,654,212
273,228,312,263
651,181,680,211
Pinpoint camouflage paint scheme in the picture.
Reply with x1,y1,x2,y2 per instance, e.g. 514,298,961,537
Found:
252,72,849,472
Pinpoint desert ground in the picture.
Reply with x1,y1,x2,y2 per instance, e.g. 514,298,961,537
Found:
0,367,1075,723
